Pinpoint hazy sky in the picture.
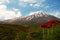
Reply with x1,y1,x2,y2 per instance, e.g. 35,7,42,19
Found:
0,0,60,20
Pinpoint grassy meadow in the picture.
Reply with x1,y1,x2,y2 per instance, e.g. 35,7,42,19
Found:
0,21,60,40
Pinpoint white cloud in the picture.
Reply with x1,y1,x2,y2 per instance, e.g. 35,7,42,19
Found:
0,0,10,4
44,5,49,8
19,2,27,7
19,0,46,8
12,8,19,12
33,3,41,8
0,5,22,20
15,11,22,17
30,3,44,8
30,3,33,6
19,0,36,3
19,0,45,3
48,10,60,18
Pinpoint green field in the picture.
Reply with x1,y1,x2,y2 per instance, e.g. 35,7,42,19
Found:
0,21,60,40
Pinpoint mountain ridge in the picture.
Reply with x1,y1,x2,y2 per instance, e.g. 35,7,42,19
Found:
0,12,59,25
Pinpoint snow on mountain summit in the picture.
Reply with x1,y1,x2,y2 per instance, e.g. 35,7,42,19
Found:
27,12,51,19
21,11,58,24
25,12,50,20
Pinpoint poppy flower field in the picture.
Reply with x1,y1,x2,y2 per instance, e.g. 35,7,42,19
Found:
0,19,60,40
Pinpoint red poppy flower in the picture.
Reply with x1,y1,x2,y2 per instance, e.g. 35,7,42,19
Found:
40,24,47,28
40,23,53,28
47,23,52,28
49,19,56,24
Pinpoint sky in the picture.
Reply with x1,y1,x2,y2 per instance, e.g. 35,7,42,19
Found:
0,0,60,20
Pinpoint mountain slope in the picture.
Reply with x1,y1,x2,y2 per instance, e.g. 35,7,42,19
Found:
19,12,59,25
0,12,59,25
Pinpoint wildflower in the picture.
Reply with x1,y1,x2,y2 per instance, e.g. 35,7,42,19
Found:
40,23,53,28
40,24,47,28
47,23,52,28
49,19,56,24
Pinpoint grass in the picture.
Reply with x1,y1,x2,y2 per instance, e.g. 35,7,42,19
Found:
0,21,60,40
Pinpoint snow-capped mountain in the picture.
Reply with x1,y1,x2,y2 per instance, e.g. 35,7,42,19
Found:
0,12,59,25
21,12,58,24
